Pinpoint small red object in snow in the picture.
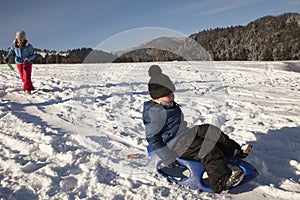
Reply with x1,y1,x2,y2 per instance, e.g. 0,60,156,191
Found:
127,153,142,160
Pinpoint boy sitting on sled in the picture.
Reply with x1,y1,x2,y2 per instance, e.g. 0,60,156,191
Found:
143,65,250,193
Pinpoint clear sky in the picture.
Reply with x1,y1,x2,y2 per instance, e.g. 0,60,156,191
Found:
1,0,299,52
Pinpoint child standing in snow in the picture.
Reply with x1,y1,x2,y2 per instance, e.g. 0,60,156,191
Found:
143,65,249,193
4,30,35,94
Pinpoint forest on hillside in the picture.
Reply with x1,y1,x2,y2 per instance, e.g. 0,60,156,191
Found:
191,13,300,61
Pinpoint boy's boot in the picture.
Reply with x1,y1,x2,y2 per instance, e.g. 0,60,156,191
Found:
225,169,244,189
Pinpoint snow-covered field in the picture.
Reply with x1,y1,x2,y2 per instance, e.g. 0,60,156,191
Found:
0,61,299,200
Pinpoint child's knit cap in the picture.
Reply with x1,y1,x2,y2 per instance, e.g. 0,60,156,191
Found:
148,65,175,99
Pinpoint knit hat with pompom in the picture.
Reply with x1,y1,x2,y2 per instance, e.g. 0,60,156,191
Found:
148,65,175,99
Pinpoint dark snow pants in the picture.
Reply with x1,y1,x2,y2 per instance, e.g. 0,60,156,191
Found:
181,124,241,193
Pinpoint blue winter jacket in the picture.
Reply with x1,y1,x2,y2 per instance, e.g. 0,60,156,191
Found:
6,40,35,64
143,100,197,165
143,100,181,146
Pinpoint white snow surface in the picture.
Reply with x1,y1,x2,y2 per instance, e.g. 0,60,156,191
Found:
0,61,300,200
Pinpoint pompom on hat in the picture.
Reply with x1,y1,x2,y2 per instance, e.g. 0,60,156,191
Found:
16,30,26,40
148,65,176,99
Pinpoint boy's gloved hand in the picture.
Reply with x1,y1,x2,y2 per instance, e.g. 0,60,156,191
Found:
4,58,8,64
168,160,179,168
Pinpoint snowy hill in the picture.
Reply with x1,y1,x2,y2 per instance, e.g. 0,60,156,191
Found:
0,61,300,199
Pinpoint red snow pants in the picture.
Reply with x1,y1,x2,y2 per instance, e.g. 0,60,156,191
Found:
16,63,35,91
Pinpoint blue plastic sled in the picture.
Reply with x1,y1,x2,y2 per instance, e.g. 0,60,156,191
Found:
147,146,258,192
